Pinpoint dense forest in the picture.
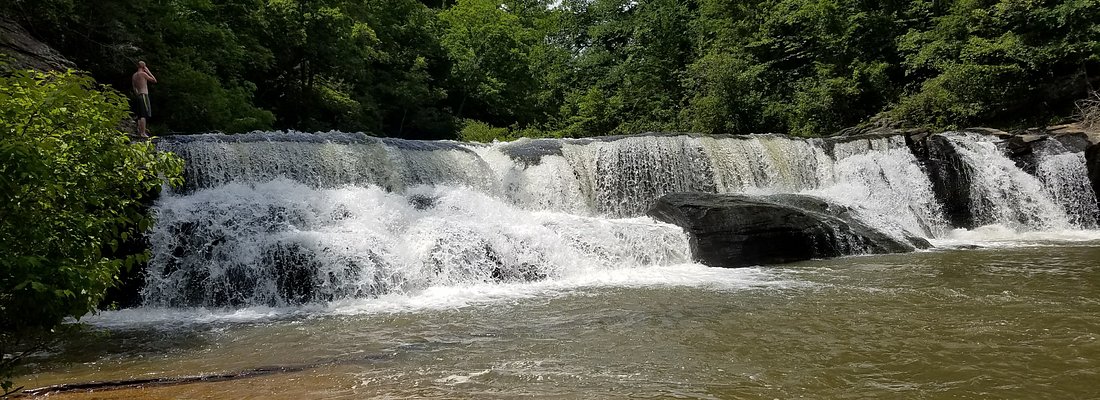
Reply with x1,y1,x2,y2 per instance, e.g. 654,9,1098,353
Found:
4,0,1100,139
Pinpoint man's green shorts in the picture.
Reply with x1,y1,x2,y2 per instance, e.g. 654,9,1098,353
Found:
132,93,152,119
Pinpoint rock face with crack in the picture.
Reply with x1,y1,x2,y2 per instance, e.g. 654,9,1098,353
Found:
648,193,929,268
0,18,76,71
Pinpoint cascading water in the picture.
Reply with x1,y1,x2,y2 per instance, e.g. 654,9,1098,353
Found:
158,132,498,193
1032,140,1100,229
143,180,690,307
814,137,949,239
147,130,1099,308
940,133,1074,230
697,135,832,194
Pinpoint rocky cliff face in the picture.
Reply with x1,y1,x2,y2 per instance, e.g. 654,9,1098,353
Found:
0,17,75,71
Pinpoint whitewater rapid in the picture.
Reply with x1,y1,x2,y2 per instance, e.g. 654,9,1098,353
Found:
126,131,1100,314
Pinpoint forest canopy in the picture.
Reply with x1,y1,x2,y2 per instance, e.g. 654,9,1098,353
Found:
5,0,1098,140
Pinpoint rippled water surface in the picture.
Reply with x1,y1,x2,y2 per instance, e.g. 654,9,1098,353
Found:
17,245,1100,399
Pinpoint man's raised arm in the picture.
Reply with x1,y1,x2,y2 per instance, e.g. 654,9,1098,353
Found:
143,66,157,83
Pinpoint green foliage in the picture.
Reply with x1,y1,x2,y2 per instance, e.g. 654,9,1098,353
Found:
440,0,547,125
158,63,275,133
682,0,909,136
4,0,1099,138
459,119,514,142
0,69,183,390
895,0,1100,130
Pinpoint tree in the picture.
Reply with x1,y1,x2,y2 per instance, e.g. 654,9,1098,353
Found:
6,0,277,134
896,0,1100,129
683,0,908,136
0,68,183,392
359,0,456,138
440,0,544,125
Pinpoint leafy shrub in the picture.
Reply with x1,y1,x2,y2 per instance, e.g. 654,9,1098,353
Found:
0,68,183,392
458,119,513,142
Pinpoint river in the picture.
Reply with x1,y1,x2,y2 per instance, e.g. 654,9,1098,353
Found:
14,131,1100,398
17,240,1100,398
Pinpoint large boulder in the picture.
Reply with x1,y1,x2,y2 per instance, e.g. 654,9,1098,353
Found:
647,193,929,268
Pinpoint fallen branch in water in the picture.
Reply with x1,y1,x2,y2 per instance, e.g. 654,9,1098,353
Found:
17,365,308,397
15,352,394,397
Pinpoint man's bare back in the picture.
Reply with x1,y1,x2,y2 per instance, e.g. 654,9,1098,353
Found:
131,61,156,94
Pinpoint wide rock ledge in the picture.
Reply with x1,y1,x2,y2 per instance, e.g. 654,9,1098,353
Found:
648,193,930,268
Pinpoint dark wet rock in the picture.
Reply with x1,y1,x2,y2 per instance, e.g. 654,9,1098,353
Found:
496,138,566,166
1046,123,1100,146
1050,132,1093,152
648,193,928,268
265,242,380,305
910,134,977,229
908,126,1099,228
820,132,906,157
0,18,76,71
269,242,320,305
1003,134,1047,161
426,238,548,283
407,194,438,210
1087,144,1100,209
906,130,934,147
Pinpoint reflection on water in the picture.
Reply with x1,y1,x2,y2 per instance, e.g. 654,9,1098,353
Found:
16,245,1100,399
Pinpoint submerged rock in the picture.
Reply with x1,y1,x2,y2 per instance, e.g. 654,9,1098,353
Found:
648,193,928,268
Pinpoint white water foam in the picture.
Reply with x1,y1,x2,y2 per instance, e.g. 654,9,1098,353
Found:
942,134,1073,230
1035,151,1100,229
143,180,694,308
930,224,1100,248
698,135,832,193
813,144,949,240
84,265,800,329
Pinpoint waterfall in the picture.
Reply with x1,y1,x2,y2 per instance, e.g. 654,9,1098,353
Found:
142,180,692,307
158,132,498,193
147,131,1099,307
814,138,949,239
1032,140,1100,229
698,135,832,193
940,134,1073,230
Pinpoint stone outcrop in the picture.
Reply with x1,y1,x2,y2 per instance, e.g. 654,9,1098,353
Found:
0,18,75,71
909,134,977,228
1088,144,1100,209
648,193,928,268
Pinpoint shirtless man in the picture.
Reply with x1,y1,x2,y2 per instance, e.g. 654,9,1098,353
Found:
131,61,157,138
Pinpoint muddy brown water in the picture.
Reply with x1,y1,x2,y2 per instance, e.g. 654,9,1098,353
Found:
14,245,1100,399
